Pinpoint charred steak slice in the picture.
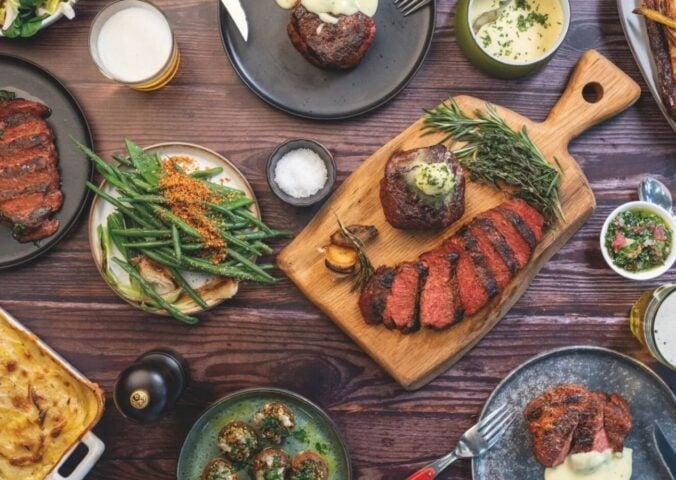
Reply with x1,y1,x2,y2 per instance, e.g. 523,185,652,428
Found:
419,249,463,329
501,199,545,243
478,209,532,269
524,384,592,467
468,221,514,289
288,6,376,70
440,239,488,317
380,145,465,230
602,393,632,452
570,392,609,454
455,226,500,300
358,266,395,325
0,94,62,242
382,261,427,333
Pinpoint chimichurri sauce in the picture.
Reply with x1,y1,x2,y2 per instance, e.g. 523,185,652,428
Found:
605,209,672,272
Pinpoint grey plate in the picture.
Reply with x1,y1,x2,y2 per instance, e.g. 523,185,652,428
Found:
218,2,435,120
0,54,93,270
618,0,676,132
472,346,676,480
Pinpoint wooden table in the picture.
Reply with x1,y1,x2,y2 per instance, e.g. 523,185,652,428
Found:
1,1,674,478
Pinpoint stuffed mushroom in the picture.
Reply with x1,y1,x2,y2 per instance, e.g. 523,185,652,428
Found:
218,421,259,463
251,447,290,480
254,402,296,444
291,451,329,480
201,458,239,480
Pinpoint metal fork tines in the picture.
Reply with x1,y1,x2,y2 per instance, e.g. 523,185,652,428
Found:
394,0,433,16
404,404,517,480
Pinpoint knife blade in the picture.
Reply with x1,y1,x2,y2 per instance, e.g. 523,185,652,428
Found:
654,423,676,480
221,0,248,42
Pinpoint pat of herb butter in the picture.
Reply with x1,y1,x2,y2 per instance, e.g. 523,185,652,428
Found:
412,163,456,197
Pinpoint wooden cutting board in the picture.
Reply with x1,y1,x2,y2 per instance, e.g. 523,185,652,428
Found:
277,50,641,391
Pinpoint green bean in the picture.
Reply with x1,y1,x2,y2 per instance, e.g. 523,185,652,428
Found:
227,248,275,282
111,228,171,238
171,225,182,263
170,268,208,309
138,248,181,268
191,167,224,179
119,195,167,204
122,240,173,248
112,154,133,167
87,182,153,228
252,241,273,254
219,229,262,256
112,257,198,325
152,206,202,239
234,208,272,233
207,198,254,213
236,230,293,241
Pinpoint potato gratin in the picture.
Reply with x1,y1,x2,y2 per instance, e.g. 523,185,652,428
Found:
0,311,104,480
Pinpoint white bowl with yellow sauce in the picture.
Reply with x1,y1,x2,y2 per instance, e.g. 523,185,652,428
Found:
455,0,571,78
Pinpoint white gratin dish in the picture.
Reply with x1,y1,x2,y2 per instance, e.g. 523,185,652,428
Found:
0,306,105,480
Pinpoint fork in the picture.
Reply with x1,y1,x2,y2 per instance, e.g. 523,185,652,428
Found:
393,0,433,16
404,404,517,480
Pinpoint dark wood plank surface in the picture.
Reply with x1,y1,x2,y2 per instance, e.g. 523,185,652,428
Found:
1,0,675,479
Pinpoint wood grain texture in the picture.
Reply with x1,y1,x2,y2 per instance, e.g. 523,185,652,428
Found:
0,1,674,479
278,50,640,390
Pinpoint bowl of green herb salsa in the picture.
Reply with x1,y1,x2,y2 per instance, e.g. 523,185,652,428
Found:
601,201,675,280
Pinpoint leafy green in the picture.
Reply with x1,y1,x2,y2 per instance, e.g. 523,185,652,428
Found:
0,90,16,101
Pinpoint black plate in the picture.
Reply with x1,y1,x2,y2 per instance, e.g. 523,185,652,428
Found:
219,2,436,120
472,346,676,480
0,54,93,270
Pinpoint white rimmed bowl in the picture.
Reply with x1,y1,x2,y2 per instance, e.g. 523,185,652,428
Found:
0,0,77,38
600,201,676,281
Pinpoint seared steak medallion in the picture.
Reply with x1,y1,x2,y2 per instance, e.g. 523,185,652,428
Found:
0,93,63,242
359,199,545,333
380,145,465,230
524,384,632,468
288,6,376,70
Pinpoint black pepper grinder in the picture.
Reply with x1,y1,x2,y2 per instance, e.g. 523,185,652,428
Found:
114,349,188,423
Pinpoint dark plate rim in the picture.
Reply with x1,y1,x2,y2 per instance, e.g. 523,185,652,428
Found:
177,386,353,479
217,2,437,121
471,345,676,478
0,53,94,271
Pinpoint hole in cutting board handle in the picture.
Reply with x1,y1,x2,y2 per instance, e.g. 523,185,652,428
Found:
582,82,604,104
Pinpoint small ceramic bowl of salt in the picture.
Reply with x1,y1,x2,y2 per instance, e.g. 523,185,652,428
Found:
267,139,336,207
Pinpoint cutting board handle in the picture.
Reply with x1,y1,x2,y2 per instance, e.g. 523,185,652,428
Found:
543,49,641,145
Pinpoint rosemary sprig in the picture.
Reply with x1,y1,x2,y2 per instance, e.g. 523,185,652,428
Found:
422,99,564,225
336,217,375,292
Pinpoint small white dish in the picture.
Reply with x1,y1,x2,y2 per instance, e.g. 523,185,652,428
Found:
600,201,676,281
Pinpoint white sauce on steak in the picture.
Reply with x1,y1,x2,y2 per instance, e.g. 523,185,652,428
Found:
276,0,378,24
544,448,632,480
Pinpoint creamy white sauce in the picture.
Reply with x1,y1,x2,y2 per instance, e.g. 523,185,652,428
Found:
96,6,173,83
471,0,564,64
654,291,676,367
544,449,633,480
275,0,378,24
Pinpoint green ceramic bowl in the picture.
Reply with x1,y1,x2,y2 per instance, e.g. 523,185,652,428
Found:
455,0,571,79
177,388,352,480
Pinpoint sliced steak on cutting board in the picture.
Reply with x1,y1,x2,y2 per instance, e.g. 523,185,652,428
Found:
359,199,545,332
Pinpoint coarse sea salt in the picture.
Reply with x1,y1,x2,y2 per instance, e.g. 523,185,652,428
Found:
274,148,328,199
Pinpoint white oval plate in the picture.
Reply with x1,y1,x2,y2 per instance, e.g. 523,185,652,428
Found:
88,142,260,316
618,0,676,132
